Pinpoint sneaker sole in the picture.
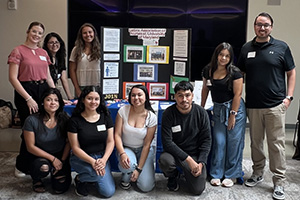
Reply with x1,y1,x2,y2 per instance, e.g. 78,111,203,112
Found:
272,194,285,200
14,168,26,178
75,188,87,197
167,184,179,192
244,178,264,187
120,183,131,190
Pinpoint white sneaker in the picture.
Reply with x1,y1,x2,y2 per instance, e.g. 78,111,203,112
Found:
222,178,236,188
14,167,26,178
273,185,285,200
210,178,221,186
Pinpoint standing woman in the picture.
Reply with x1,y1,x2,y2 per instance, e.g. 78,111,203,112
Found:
69,23,101,97
201,42,246,187
8,21,55,177
114,85,157,192
68,86,115,197
43,32,74,100
23,88,71,193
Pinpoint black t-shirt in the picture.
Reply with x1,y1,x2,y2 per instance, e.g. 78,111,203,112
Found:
68,112,113,154
202,65,243,103
49,60,66,85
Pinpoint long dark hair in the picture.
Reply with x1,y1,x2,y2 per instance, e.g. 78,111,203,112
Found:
128,85,155,114
39,88,69,137
73,23,101,62
43,32,66,70
208,42,239,90
73,86,109,116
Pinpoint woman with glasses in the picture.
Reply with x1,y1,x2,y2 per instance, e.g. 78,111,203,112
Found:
43,32,73,101
69,23,101,97
8,21,55,178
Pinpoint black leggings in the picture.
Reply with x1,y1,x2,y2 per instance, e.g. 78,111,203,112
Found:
30,157,71,193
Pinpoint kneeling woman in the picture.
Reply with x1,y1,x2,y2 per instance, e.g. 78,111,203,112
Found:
114,85,157,192
68,86,115,197
23,88,71,193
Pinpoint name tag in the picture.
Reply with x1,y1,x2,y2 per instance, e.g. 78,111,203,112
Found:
206,79,212,86
39,56,47,61
247,51,256,58
171,125,181,133
97,124,106,132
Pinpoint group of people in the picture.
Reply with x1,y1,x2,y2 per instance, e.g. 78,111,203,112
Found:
7,12,296,200
201,12,296,200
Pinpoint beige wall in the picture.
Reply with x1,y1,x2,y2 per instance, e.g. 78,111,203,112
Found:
0,0,299,124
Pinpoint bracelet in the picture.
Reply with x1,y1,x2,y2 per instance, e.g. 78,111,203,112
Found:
25,96,32,102
119,152,126,156
52,157,56,163
135,166,142,173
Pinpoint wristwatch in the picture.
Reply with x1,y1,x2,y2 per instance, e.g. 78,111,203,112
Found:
230,110,237,116
286,96,294,101
135,166,142,173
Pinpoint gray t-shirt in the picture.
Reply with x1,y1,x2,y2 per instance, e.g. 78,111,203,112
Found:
23,114,65,154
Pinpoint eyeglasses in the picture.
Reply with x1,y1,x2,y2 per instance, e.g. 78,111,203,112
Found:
48,41,60,45
255,23,272,29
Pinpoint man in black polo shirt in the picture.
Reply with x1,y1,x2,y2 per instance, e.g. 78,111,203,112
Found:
237,12,296,200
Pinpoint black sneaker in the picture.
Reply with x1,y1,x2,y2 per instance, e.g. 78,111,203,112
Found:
167,176,179,191
273,185,285,200
120,181,131,190
74,175,88,197
244,174,264,187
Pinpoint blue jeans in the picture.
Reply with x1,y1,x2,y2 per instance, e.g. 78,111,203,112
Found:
70,152,115,198
210,99,246,179
117,146,155,192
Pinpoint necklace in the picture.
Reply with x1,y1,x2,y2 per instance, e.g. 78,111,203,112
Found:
44,118,51,123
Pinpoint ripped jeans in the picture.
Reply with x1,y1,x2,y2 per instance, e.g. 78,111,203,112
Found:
30,157,71,193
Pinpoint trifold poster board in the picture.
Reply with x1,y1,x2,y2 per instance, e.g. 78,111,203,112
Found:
100,27,191,101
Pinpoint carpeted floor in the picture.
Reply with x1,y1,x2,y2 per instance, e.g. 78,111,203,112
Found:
0,152,300,200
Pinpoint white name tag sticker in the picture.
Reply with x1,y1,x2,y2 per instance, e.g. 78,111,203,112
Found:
97,124,106,132
247,51,256,58
171,125,181,133
206,79,212,86
39,56,47,61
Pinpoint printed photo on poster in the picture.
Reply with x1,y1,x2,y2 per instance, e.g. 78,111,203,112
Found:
124,45,146,63
123,82,145,99
147,82,169,100
147,46,169,64
134,64,158,82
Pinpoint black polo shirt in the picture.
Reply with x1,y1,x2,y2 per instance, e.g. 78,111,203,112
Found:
237,36,295,108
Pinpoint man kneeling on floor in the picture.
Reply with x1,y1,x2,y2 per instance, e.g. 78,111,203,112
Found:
158,81,212,195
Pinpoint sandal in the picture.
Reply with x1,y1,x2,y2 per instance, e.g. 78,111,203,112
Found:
32,180,46,193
